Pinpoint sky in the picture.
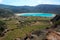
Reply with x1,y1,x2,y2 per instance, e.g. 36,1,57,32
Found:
0,0,60,6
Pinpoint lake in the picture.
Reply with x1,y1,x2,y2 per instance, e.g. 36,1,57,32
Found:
16,13,56,17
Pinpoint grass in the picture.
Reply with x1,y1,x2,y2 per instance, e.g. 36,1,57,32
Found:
3,25,49,40
0,17,51,40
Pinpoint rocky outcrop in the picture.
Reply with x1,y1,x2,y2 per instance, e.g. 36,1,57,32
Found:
45,30,60,40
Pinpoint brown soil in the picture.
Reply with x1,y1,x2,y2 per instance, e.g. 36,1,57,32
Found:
46,30,60,40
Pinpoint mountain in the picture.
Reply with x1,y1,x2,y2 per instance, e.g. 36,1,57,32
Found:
35,4,60,14
0,4,60,14
0,4,34,13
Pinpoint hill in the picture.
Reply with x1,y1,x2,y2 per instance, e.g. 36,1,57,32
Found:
0,4,60,14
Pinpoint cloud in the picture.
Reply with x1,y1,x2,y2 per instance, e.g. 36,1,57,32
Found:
0,0,2,3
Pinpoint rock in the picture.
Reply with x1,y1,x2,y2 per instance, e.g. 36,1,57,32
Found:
15,38,21,40
32,30,44,36
45,30,60,40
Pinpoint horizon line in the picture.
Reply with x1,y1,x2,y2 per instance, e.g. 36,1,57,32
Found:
0,3,60,6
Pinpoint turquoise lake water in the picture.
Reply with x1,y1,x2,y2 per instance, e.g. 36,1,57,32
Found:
16,13,56,17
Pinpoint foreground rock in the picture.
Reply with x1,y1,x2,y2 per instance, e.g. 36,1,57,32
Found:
45,30,60,40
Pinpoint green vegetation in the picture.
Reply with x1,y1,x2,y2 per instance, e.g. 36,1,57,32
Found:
0,20,7,37
0,8,14,18
54,20,60,25
0,17,51,40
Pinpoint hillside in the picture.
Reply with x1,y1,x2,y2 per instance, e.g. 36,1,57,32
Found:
0,4,60,40
0,17,51,40
0,4,60,14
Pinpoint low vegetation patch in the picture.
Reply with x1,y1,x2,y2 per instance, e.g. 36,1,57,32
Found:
0,17,51,40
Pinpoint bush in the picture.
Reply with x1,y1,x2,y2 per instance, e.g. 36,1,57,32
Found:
54,20,60,25
0,21,7,36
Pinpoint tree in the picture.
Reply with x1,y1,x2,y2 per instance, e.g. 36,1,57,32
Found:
0,21,7,37
0,8,14,18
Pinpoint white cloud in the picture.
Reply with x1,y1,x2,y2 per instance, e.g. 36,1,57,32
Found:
0,0,2,3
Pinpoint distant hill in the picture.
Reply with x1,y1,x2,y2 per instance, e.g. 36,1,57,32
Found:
0,4,60,14
35,4,60,14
